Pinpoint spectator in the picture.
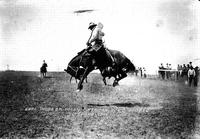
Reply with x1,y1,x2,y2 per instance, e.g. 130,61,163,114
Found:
139,67,143,77
166,63,169,70
188,66,196,87
194,66,199,87
166,63,170,79
189,62,193,68
159,63,164,69
159,63,165,79
168,64,172,70
143,67,147,78
177,64,181,79
135,67,139,76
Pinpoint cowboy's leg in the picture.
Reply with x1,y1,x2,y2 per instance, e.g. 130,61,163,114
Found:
104,49,114,67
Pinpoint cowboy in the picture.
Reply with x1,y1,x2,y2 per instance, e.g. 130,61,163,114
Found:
86,22,105,52
86,22,115,67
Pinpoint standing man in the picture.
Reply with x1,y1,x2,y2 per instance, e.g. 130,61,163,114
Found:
194,66,199,87
188,66,196,87
189,61,193,68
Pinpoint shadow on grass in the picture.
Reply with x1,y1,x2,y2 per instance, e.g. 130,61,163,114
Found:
87,102,150,108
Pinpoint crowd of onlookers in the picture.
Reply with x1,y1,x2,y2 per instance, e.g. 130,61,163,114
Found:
177,62,199,87
158,63,174,80
158,62,199,87
159,63,172,70
134,67,147,78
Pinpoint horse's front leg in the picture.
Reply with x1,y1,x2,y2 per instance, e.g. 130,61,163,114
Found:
77,67,90,91
70,76,73,83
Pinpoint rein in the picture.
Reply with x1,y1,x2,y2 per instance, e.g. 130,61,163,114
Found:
68,65,77,72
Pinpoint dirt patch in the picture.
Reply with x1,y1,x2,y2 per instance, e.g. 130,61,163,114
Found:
0,71,199,138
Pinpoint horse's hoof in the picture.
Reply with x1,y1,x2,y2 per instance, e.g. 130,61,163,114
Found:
80,85,83,90
113,81,119,87
76,85,83,92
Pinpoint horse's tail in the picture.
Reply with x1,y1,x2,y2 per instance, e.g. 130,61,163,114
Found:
127,59,135,72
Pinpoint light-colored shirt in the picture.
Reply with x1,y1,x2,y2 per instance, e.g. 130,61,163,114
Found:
88,23,105,44
188,69,196,77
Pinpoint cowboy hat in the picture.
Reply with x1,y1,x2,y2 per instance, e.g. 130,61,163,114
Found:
88,22,97,29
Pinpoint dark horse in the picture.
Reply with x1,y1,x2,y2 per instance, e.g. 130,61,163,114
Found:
65,47,135,91
40,65,47,78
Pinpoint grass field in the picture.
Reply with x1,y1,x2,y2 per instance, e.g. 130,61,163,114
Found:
0,71,200,139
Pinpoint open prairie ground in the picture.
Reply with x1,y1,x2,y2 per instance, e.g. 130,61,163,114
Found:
0,71,200,139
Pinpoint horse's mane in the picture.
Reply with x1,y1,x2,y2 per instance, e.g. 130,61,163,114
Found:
68,53,82,66
68,49,88,66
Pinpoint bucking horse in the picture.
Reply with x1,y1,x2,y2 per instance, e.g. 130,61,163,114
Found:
64,46,135,91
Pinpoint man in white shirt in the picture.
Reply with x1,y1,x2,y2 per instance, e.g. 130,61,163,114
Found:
86,22,114,67
87,22,105,51
188,66,196,86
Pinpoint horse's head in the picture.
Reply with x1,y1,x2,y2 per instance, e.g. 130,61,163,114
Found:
65,49,95,77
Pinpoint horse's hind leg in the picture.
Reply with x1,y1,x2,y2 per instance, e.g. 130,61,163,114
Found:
113,71,127,87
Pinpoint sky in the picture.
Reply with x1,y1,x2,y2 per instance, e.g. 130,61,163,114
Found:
0,0,199,74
